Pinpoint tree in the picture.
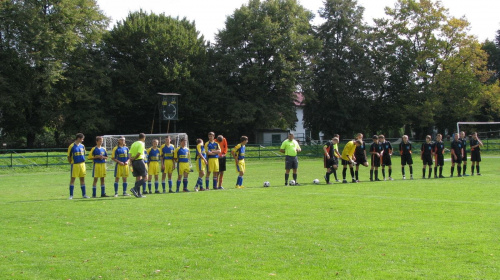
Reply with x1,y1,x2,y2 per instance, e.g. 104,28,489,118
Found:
482,30,500,84
303,0,375,138
213,0,319,139
0,0,108,147
103,11,209,137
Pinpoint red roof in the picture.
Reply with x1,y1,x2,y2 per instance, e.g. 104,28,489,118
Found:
294,92,304,106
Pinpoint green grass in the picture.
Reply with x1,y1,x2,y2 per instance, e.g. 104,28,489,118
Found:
1,157,500,279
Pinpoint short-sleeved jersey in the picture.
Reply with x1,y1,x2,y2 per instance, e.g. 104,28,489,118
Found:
217,138,228,157
421,142,433,155
399,141,412,155
460,138,467,153
433,141,445,155
143,150,148,163
147,147,161,162
88,146,107,163
280,139,300,156
451,140,463,156
470,138,481,152
174,146,190,163
354,141,366,156
205,141,220,159
195,143,206,160
232,143,246,160
341,141,357,161
370,142,383,155
68,143,86,164
160,143,175,160
112,146,129,163
130,141,145,160
324,141,335,158
380,141,392,157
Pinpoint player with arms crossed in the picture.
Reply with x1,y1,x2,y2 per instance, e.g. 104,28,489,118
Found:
194,138,207,191
370,135,383,181
231,136,248,189
67,133,89,199
160,136,175,193
379,135,394,181
433,134,446,178
88,136,109,198
421,135,434,179
450,133,464,177
399,135,413,180
112,136,130,197
323,137,340,184
147,139,161,194
216,135,228,189
205,132,221,190
469,132,483,176
174,138,191,192
354,133,369,182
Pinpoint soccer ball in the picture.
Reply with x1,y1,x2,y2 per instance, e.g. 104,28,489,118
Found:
313,179,320,184
263,181,270,187
289,180,296,186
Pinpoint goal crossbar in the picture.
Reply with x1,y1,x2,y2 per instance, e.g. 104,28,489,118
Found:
456,122,500,135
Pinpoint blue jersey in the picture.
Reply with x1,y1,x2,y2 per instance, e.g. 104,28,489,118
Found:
195,143,206,160
160,144,175,160
232,143,246,160
89,146,107,163
112,146,129,163
147,147,161,162
143,150,148,163
68,143,86,164
205,141,220,159
175,147,190,163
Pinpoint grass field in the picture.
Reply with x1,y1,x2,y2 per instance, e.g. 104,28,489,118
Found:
1,157,500,279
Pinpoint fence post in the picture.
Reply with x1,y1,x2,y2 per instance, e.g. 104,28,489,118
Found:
10,151,13,167
46,151,49,167
258,145,261,160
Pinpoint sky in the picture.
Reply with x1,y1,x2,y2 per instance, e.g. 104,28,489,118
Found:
96,0,500,43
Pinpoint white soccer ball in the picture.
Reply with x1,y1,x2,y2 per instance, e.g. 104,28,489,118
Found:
289,180,296,186
263,181,270,187
313,179,320,184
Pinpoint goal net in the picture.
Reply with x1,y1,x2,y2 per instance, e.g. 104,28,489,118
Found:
102,133,190,170
456,122,500,139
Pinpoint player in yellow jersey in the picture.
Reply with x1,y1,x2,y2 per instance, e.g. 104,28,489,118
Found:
67,133,88,199
231,136,248,188
112,136,130,197
174,138,191,192
88,136,109,198
194,138,208,191
146,139,161,194
160,135,176,193
205,132,221,190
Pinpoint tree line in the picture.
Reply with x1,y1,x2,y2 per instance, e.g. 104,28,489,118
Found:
1,0,499,148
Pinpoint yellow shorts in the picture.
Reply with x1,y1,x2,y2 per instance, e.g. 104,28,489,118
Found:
163,159,174,174
114,163,129,178
236,159,245,173
207,158,219,172
92,163,106,178
178,162,190,175
196,158,206,173
148,161,160,175
71,162,86,178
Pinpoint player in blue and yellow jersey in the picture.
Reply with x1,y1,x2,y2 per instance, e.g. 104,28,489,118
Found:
160,136,176,193
67,133,89,199
399,135,413,180
174,138,191,192
112,136,130,197
142,149,149,194
450,133,464,177
88,136,109,198
370,135,383,181
433,134,446,178
470,132,483,176
460,131,468,176
217,135,228,189
231,136,248,189
205,132,221,190
379,135,394,181
421,135,434,179
194,138,207,191
147,139,161,194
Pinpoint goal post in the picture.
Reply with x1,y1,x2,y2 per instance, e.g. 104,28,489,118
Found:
456,122,500,138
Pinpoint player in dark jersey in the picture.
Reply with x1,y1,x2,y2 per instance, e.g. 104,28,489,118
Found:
399,135,413,180
433,134,446,178
369,135,383,181
323,137,340,184
378,135,393,180
354,133,369,182
460,131,468,176
450,133,464,177
420,135,434,179
469,132,483,176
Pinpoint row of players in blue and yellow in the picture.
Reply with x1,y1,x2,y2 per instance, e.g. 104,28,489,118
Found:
67,133,248,199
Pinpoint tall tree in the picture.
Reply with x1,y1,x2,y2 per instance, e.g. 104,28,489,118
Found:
303,0,375,138
0,0,108,147
482,30,500,84
213,0,319,138
103,11,209,137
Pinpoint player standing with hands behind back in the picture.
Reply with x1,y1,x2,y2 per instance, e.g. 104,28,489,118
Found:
67,133,89,199
470,132,483,175
232,136,248,189
280,133,301,186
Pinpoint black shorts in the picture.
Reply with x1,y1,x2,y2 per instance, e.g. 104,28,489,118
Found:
435,154,444,167
382,156,392,167
218,156,227,172
371,155,381,167
132,160,147,177
401,154,413,166
324,156,338,168
341,159,353,166
285,156,298,170
462,152,467,162
452,155,462,164
471,150,481,162
355,154,367,165
422,154,433,166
